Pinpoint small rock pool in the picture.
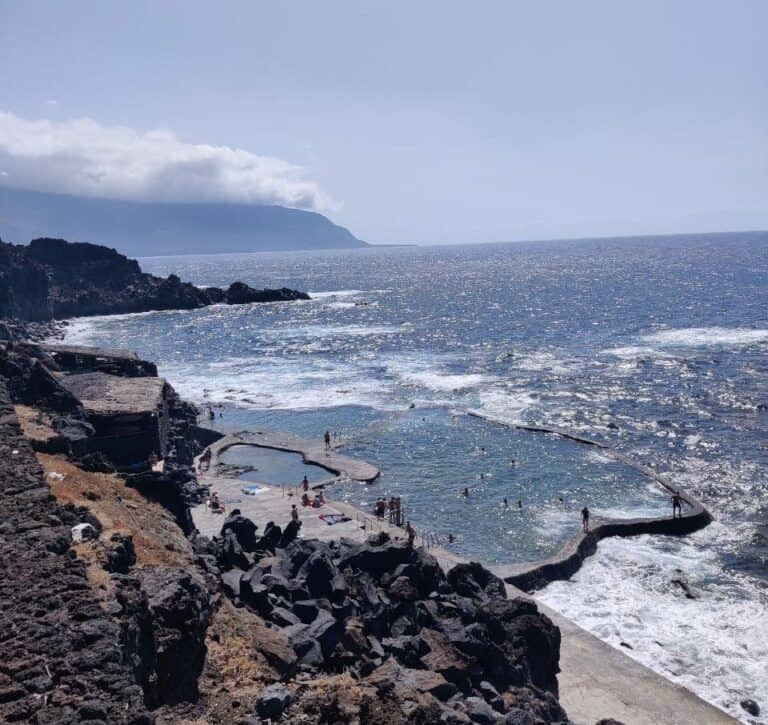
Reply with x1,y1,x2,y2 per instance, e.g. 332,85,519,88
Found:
218,444,330,486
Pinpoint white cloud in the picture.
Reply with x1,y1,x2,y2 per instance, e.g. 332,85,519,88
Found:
0,110,335,211
46,99,58,106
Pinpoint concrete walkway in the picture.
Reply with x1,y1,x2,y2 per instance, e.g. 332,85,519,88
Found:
199,430,380,483
192,432,736,725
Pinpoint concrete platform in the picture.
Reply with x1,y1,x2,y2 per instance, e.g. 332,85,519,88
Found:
203,430,380,483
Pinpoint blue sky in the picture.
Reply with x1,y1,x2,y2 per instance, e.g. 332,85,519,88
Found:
1,0,765,244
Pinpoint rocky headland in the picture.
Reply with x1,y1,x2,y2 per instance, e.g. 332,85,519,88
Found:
0,329,572,724
0,236,310,321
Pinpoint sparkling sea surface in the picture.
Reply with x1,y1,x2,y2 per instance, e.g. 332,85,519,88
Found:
65,234,768,720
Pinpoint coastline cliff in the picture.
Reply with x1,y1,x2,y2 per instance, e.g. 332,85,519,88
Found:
0,236,310,321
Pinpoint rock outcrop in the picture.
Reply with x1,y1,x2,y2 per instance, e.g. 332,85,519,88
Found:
0,236,310,321
207,522,569,724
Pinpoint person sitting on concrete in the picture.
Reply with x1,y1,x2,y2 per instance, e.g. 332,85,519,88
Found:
301,492,311,506
209,491,225,514
672,491,684,518
581,506,590,532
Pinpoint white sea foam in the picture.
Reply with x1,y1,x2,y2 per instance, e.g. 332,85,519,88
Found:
641,327,768,347
472,388,538,426
167,356,399,411
513,351,582,375
308,289,364,300
385,356,492,393
539,528,768,723
603,345,676,359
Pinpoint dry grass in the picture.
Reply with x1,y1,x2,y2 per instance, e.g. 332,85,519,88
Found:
35,451,193,568
14,404,57,442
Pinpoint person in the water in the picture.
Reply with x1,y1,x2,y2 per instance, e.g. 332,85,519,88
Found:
461,487,469,497
503,497,509,507
581,506,590,531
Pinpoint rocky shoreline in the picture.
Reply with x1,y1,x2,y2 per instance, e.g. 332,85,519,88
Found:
0,237,310,322
0,329,573,723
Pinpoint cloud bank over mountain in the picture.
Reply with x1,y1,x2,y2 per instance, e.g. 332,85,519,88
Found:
0,111,334,212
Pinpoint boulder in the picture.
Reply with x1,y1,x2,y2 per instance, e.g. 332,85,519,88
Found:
505,710,536,725
138,567,212,706
218,530,251,571
105,532,136,573
740,699,760,717
256,683,291,721
285,609,344,665
420,628,473,684
278,518,301,548
389,575,420,602
221,512,258,551
338,539,414,577
448,562,506,602
221,569,244,599
464,696,498,724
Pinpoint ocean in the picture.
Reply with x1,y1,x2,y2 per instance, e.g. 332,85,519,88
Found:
64,233,768,721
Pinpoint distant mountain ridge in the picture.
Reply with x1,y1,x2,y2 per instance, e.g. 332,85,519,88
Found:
0,187,367,256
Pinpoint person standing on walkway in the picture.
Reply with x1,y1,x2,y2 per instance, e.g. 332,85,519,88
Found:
405,521,416,547
291,504,300,523
581,506,590,532
324,430,331,454
672,491,683,518
301,475,309,493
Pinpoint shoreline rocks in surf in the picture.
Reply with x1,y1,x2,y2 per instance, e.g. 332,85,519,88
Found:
0,236,310,321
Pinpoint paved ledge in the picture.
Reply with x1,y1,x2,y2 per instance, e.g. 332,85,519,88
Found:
198,430,380,483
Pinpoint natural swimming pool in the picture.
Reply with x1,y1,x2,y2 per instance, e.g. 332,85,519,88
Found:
215,408,669,566
218,444,329,486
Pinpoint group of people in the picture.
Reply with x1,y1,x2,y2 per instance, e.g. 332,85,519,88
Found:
374,496,404,526
301,489,326,508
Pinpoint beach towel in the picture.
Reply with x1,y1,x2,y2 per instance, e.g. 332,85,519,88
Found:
319,513,351,526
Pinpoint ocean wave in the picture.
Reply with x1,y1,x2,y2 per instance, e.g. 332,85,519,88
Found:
641,327,768,347
539,530,768,723
167,357,400,411
308,289,364,300
471,388,539,426
385,356,492,393
603,345,676,359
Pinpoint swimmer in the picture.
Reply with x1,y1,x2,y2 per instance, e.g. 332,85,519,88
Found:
461,487,469,497
517,499,522,509
503,497,509,508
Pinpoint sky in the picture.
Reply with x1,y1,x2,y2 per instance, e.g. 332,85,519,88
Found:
1,0,766,245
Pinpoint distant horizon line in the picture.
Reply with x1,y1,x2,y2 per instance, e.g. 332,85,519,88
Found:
132,228,768,260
